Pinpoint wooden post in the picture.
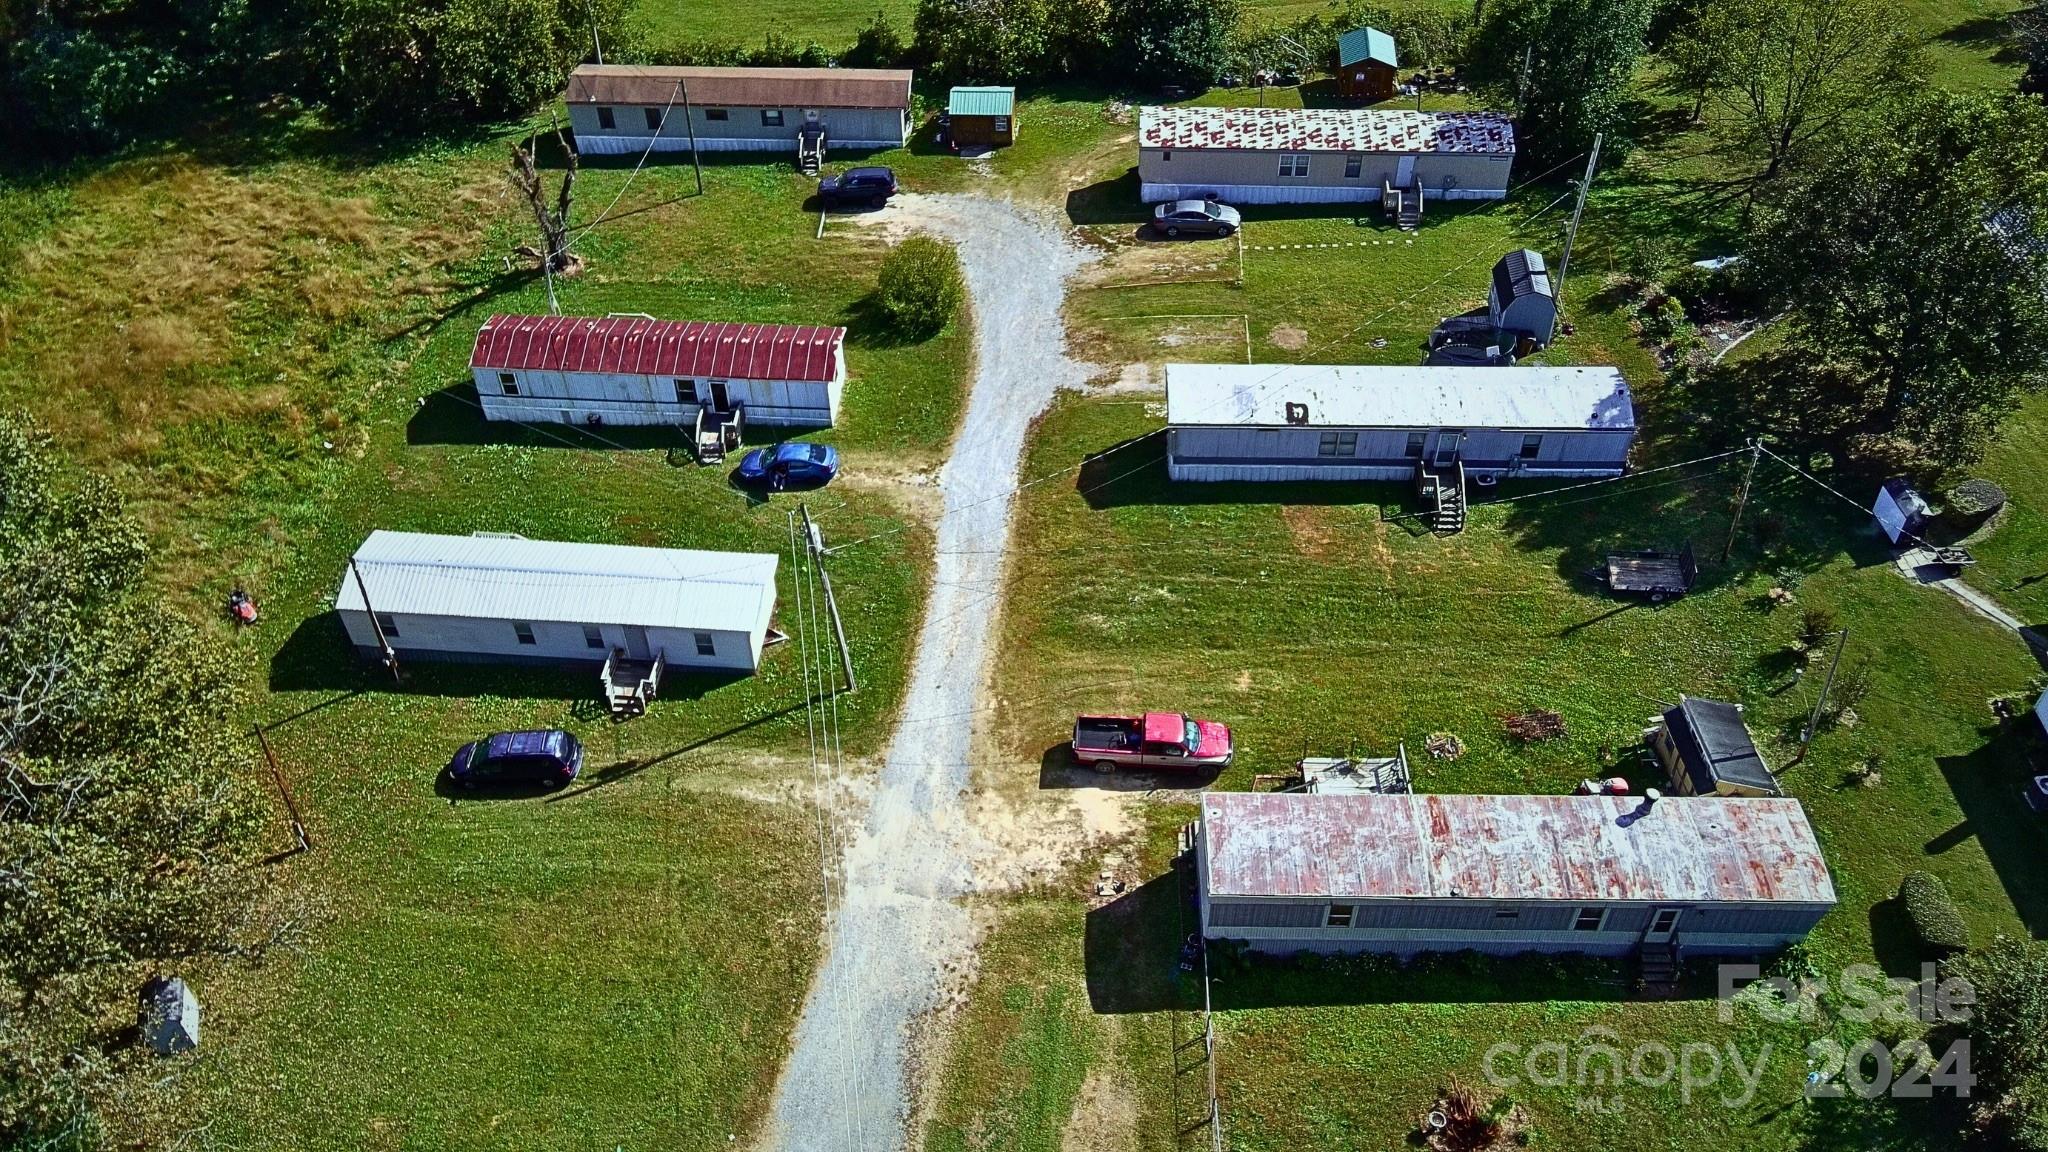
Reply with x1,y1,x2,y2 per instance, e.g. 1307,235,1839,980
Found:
678,80,704,196
1722,440,1760,562
1552,132,1602,325
253,724,309,853
349,558,402,684
801,503,856,694
1802,628,1848,745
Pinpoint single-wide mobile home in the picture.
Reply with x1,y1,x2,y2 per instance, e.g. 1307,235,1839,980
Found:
564,64,913,155
1194,792,1835,958
335,530,779,674
469,313,846,428
1163,363,1635,482
1136,106,1514,205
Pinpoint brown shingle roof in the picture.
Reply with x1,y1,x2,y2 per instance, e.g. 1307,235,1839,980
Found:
564,65,912,110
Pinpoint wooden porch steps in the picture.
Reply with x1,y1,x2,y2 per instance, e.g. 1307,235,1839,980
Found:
797,128,826,176
1416,462,1467,535
1638,941,1679,992
693,405,744,465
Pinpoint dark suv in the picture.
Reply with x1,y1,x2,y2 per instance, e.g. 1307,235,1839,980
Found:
446,729,584,791
817,166,898,208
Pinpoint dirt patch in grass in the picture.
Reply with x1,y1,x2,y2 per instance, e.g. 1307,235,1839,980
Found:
1268,323,1309,350
1059,1039,1139,1152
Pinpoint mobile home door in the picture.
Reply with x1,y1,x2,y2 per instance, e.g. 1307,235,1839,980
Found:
1433,430,1463,467
1644,907,1682,943
1394,154,1417,188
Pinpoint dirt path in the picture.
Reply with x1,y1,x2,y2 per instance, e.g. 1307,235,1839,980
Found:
762,195,1096,1152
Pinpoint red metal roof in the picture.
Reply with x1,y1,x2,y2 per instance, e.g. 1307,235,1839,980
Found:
1201,793,1836,906
469,315,846,383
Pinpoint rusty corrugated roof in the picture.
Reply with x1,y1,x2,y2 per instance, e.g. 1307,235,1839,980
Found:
565,64,912,110
470,315,845,383
1138,106,1514,154
1201,792,1835,905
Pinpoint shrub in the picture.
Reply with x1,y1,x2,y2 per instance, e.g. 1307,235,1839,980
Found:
1951,937,2048,1148
1898,871,1971,956
876,234,963,337
1797,606,1837,649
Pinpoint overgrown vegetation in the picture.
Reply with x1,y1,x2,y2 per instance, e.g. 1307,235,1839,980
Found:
1952,937,2048,1149
1898,870,1971,957
0,413,265,1146
877,233,963,337
1468,0,1657,167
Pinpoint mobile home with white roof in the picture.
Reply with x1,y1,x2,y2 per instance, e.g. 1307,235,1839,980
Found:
1163,363,1636,483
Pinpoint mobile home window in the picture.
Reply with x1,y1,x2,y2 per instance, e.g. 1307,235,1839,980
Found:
583,624,605,650
1344,154,1363,179
498,372,518,396
375,613,399,638
1573,907,1607,931
513,622,537,645
1405,432,1427,459
1521,434,1543,459
1161,150,1172,161
761,109,785,127
1279,153,1310,179
694,632,716,656
643,106,662,131
1318,431,1358,457
705,108,729,121
597,106,616,130
675,379,698,404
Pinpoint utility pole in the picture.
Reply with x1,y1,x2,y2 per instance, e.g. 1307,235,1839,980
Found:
588,0,603,64
348,558,402,685
1516,44,1533,109
678,80,704,196
1802,628,1849,744
253,724,310,855
800,503,856,693
1552,131,1602,324
1722,439,1761,562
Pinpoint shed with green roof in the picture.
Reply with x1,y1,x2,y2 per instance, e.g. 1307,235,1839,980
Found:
946,86,1017,148
1335,27,1399,102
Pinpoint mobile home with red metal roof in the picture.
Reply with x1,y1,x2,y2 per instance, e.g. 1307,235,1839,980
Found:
468,313,847,428
1194,792,1834,959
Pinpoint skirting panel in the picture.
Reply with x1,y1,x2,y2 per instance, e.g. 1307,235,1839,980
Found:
1141,181,1507,206
575,134,904,155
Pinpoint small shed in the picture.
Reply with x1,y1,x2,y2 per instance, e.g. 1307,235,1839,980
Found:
947,86,1016,148
335,530,780,674
1194,791,1834,957
1335,27,1399,102
139,976,200,1055
1874,478,1931,545
1488,249,1556,348
1649,696,1781,798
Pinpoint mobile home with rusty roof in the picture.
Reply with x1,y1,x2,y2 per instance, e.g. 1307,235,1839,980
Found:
469,313,847,428
1194,792,1835,958
1136,106,1514,205
564,65,913,155
1163,363,1635,482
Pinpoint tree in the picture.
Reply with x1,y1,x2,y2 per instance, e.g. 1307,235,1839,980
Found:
843,10,908,67
1468,0,1657,169
510,125,579,275
0,413,266,1145
1742,92,2048,468
1951,937,2048,1150
911,0,1056,84
2020,2,2048,95
1695,0,1910,181
1110,0,1241,88
876,234,963,337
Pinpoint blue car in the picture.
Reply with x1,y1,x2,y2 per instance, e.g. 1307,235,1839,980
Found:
736,442,839,490
447,729,583,791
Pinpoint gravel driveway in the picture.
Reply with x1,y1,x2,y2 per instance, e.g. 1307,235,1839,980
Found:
761,195,1096,1152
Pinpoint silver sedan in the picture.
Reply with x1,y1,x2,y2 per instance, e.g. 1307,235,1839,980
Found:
1152,199,1242,238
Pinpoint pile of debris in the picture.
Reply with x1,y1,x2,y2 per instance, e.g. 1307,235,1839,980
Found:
1503,709,1567,743
1424,732,1465,760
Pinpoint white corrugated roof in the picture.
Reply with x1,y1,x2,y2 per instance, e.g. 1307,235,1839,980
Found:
1164,363,1635,431
1138,106,1514,154
335,531,778,635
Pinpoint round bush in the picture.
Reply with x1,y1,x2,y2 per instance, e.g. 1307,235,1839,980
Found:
877,234,963,338
1899,871,1970,956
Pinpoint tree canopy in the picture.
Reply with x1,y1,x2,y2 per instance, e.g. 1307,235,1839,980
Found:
0,412,265,1145
1740,91,2048,469
1468,0,1657,169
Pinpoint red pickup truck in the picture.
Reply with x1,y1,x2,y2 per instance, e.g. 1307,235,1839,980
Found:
1072,711,1234,774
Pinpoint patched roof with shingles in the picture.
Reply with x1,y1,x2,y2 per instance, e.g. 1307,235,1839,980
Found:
1138,106,1514,154
1200,793,1836,905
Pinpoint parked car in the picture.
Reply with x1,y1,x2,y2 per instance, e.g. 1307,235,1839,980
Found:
736,441,840,490
1072,711,1233,773
1152,199,1241,238
817,166,898,208
446,729,584,791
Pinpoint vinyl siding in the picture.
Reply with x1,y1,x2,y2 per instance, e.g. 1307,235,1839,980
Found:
566,102,909,152
1166,424,1632,482
339,609,760,671
1138,147,1511,204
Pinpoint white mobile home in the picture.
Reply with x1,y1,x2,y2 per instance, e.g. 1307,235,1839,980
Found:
469,313,846,428
335,531,779,675
1163,363,1635,483
1195,792,1836,958
1137,106,1515,206
564,65,913,155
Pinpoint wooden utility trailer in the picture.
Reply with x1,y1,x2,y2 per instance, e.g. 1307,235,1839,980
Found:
1593,540,1698,602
